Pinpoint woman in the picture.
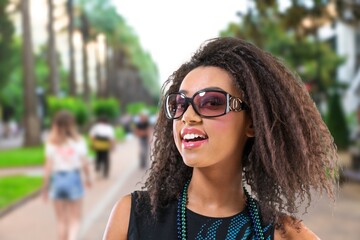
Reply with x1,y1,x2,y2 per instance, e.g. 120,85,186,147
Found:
42,110,91,240
103,37,338,239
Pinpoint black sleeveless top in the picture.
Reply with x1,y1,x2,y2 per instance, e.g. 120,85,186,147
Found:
128,191,274,240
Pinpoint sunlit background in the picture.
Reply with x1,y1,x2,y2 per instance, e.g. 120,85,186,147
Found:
0,0,359,239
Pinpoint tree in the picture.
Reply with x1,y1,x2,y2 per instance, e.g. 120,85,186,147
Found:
67,0,77,96
221,0,349,148
0,0,16,121
47,0,59,95
21,0,41,146
79,11,90,102
82,0,160,98
221,0,343,109
326,90,349,150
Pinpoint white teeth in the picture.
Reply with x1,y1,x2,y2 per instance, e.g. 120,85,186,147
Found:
183,133,206,140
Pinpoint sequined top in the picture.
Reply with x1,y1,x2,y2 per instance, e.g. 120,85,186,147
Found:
128,191,274,240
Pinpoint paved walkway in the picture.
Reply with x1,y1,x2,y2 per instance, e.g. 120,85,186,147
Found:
0,139,359,239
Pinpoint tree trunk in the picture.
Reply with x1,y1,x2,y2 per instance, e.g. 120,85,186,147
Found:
82,40,90,101
105,43,113,98
95,43,102,98
67,0,76,96
21,0,41,146
47,0,59,95
81,13,90,102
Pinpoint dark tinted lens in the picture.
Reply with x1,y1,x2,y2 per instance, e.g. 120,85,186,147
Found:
194,91,227,117
167,94,187,119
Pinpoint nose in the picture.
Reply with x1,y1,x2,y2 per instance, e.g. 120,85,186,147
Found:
181,103,202,124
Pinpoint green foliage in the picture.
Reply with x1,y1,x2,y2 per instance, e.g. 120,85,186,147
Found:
114,126,126,141
47,96,89,126
147,105,160,115
73,0,159,99
125,102,159,116
106,18,160,98
92,98,120,120
0,41,70,122
0,175,42,210
0,35,22,121
220,2,344,109
35,45,69,95
326,91,350,150
0,146,44,167
126,102,159,116
125,102,147,116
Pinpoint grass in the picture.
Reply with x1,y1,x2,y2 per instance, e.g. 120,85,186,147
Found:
0,175,43,210
0,146,44,168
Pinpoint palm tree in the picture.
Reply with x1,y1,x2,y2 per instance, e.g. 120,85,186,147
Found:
75,0,117,100
47,0,59,95
80,12,90,102
67,0,77,96
95,39,103,97
21,0,41,146
0,0,16,123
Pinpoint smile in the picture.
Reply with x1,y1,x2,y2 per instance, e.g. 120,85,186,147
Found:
180,128,208,149
181,134,208,149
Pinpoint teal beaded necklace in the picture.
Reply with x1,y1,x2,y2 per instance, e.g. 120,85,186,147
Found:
177,180,265,240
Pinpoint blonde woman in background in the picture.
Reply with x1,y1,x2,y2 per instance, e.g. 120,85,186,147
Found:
42,110,92,240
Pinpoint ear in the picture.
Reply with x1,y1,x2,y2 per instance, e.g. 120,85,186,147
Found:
245,118,255,138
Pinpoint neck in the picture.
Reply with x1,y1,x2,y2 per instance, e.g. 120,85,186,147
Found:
187,170,245,217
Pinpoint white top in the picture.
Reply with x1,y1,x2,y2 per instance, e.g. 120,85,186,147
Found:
45,138,88,172
89,123,115,139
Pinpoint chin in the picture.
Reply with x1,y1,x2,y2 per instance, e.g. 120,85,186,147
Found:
182,156,200,167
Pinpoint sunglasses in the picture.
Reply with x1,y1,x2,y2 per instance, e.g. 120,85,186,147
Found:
165,89,249,120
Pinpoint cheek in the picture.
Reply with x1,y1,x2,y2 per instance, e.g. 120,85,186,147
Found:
210,115,233,133
208,115,247,147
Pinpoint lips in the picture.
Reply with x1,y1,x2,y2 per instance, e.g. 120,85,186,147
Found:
180,128,208,149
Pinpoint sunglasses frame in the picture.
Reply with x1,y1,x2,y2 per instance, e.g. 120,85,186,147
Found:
165,89,249,120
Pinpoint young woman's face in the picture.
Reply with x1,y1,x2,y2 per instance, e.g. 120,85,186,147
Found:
173,66,254,169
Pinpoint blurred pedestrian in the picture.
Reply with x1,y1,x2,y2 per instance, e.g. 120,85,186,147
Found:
133,110,151,169
89,116,116,179
104,37,338,239
119,113,133,139
42,110,91,240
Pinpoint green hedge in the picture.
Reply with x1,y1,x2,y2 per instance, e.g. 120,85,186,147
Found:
92,98,120,121
47,96,89,126
126,102,158,116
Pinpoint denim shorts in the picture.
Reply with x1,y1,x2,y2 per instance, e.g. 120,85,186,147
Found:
49,170,84,200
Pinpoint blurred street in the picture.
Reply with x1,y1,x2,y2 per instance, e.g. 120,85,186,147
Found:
0,136,148,240
0,137,359,240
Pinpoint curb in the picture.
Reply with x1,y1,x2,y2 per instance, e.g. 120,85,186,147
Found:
0,189,41,218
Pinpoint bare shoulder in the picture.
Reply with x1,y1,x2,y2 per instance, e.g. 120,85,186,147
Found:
102,194,132,240
274,216,320,240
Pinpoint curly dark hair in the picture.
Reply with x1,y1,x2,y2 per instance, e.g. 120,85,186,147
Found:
144,37,338,224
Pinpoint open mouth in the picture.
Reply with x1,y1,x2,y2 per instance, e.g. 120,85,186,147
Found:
182,133,208,142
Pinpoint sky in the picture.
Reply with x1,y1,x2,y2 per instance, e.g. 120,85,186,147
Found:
112,0,250,85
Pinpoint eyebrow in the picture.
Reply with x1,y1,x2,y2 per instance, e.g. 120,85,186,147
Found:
178,87,225,94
